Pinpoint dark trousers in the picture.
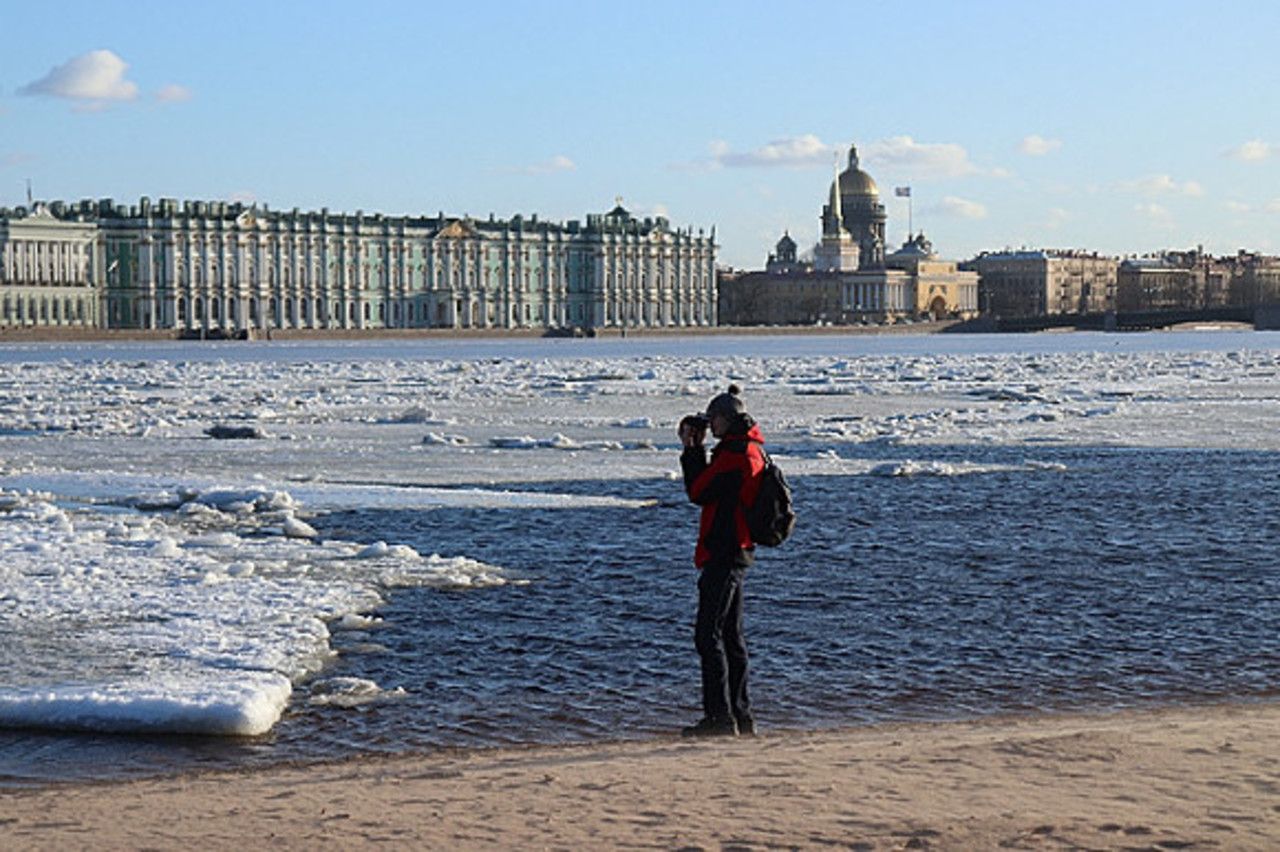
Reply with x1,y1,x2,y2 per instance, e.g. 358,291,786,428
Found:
694,562,751,724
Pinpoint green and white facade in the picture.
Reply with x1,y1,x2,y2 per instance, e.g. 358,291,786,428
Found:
0,204,101,329
0,198,717,333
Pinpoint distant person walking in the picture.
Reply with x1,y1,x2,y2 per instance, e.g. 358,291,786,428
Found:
678,384,766,737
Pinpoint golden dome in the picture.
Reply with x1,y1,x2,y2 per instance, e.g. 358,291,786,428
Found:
831,145,878,200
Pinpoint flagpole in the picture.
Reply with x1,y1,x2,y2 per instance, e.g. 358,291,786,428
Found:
895,185,913,241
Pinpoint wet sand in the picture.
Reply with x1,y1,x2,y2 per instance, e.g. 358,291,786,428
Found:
3,702,1278,849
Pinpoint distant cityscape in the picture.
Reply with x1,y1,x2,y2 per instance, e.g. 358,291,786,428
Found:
719,144,1280,328
3,146,1279,335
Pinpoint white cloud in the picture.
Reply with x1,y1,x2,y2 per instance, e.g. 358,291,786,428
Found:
1019,134,1062,156
1267,199,1280,213
228,190,257,205
1225,200,1252,213
1225,140,1274,162
862,136,978,178
18,50,139,103
1046,207,1070,229
1120,174,1204,197
520,154,576,175
680,133,988,177
155,84,192,103
623,201,670,219
933,196,988,219
500,155,576,176
715,135,835,169
1134,202,1174,226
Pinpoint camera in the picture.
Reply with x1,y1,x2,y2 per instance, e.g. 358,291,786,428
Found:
681,413,710,431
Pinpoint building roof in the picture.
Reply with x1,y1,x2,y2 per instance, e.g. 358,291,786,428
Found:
832,145,879,199
1119,257,1180,270
889,233,935,259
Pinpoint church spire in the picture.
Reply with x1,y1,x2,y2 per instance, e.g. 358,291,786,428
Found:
831,150,843,232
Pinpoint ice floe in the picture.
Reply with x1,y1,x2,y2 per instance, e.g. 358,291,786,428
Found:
2,330,1278,738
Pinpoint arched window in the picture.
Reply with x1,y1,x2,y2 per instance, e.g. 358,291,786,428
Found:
211,299,220,321
178,297,187,322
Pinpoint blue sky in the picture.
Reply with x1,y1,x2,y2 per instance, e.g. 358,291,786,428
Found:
2,0,1278,268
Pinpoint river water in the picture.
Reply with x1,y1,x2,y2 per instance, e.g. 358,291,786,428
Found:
1,330,1277,784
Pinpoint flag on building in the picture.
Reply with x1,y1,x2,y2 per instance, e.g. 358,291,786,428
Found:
895,186,911,197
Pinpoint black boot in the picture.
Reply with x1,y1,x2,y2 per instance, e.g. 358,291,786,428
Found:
681,716,738,738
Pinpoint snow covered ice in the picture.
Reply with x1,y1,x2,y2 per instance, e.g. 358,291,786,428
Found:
1,330,1279,737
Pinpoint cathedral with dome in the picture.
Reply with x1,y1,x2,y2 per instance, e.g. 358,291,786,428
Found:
720,143,977,326
815,144,885,273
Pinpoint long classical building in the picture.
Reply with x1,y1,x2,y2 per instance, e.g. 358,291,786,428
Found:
0,197,717,333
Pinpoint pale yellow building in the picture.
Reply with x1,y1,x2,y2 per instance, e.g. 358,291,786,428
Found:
841,233,978,321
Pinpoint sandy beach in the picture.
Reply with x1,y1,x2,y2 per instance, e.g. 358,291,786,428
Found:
3,702,1277,850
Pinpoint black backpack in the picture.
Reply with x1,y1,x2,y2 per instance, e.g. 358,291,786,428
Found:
747,450,796,547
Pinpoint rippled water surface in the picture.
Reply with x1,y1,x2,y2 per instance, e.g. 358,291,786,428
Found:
2,332,1279,785
6,443,1275,784
318,444,1280,738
